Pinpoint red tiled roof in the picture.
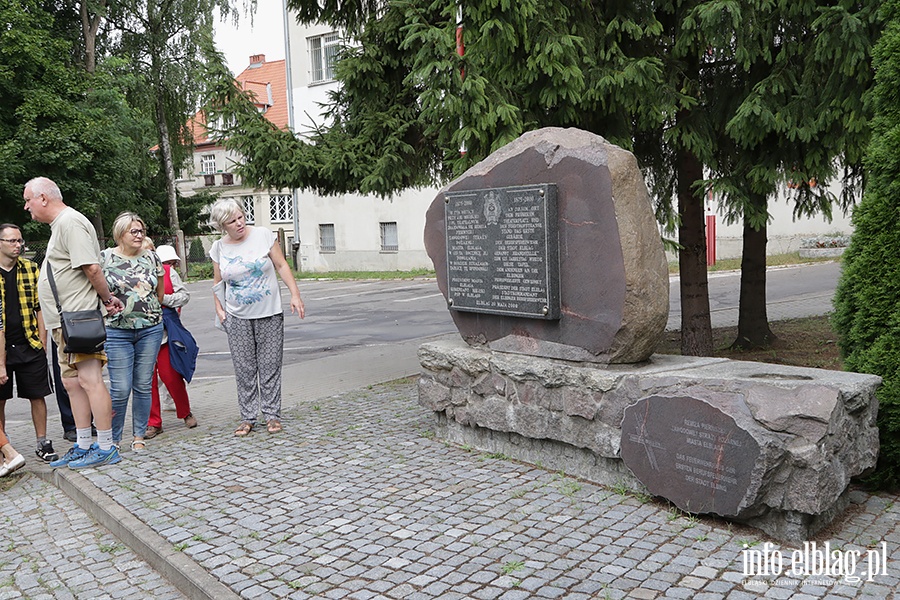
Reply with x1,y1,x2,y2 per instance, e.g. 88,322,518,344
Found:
189,55,288,147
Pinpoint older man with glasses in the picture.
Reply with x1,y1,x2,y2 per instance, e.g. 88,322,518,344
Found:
0,223,58,463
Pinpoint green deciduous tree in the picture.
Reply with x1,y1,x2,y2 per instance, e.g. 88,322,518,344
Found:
0,0,158,236
833,0,900,489
108,0,239,244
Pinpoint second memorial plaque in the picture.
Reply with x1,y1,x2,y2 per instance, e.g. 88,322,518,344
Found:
444,184,560,319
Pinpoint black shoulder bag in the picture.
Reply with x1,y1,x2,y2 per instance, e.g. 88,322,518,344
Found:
46,264,107,354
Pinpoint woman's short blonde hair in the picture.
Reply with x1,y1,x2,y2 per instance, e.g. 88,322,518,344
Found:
112,212,147,244
207,198,245,233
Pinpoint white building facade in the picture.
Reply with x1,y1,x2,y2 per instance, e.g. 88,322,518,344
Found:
177,55,299,257
286,22,437,273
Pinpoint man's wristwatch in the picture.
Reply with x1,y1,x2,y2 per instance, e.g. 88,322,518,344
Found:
103,296,114,306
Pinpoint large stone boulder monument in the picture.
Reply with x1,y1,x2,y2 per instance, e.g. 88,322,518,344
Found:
418,127,880,542
423,127,668,364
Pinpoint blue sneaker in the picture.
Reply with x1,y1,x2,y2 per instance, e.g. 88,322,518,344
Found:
49,444,89,468
68,444,121,469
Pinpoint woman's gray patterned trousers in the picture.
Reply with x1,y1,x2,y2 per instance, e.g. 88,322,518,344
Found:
225,312,284,422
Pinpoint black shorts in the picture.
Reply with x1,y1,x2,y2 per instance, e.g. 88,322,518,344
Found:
0,344,52,401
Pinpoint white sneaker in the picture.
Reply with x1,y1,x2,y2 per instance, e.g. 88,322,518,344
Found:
160,386,176,411
0,453,25,477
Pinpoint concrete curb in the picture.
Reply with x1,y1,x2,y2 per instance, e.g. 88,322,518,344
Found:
32,464,241,600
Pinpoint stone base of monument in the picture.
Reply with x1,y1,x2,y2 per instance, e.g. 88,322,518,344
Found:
418,340,881,543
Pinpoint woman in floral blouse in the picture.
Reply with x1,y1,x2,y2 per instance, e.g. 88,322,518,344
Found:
101,213,164,451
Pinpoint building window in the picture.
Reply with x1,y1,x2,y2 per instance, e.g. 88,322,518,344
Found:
380,222,398,252
222,173,234,186
270,194,293,223
203,175,215,186
309,32,340,84
242,196,255,224
319,224,336,252
200,154,216,174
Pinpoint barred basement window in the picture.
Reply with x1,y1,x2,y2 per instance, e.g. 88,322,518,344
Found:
242,196,255,224
319,224,335,252
380,222,398,252
270,194,293,222
309,32,340,84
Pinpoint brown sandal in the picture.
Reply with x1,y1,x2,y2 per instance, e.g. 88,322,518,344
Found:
266,419,283,434
234,422,253,436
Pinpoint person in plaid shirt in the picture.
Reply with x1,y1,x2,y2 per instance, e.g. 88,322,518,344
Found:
0,223,58,462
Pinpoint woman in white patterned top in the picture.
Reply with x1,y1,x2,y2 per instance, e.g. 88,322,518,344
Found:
209,198,305,436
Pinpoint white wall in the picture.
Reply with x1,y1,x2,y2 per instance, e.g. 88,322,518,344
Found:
296,187,438,272
708,182,855,260
287,18,437,272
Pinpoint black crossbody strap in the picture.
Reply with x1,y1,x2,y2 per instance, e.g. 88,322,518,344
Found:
44,262,63,316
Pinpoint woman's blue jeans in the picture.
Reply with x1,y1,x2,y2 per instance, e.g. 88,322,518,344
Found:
107,323,164,443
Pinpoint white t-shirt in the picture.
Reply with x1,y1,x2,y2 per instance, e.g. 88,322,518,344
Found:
209,227,282,319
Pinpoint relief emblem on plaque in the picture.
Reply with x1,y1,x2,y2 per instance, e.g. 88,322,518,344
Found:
482,191,503,225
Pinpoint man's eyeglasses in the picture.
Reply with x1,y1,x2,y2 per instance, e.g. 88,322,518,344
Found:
0,239,25,245
129,229,145,237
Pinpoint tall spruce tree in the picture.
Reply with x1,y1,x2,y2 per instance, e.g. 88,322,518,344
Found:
208,0,877,354
703,1,878,349
833,0,900,489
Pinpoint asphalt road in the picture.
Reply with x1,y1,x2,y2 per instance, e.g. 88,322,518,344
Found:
2,261,843,428
667,260,841,330
133,260,848,379
182,278,456,381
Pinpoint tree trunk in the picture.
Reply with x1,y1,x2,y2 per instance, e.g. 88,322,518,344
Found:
676,130,713,356
80,1,106,238
78,0,105,74
154,89,181,236
732,193,776,349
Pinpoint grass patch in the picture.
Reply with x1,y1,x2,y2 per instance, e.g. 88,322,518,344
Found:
0,471,25,493
658,314,842,370
296,268,435,280
185,265,435,283
668,252,839,274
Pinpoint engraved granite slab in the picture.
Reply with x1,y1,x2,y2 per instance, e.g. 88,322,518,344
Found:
444,184,559,319
620,395,761,516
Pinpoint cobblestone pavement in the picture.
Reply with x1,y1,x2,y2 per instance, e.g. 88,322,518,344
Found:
4,380,897,599
0,476,186,600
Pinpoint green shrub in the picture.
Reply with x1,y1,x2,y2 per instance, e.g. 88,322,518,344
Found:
187,239,206,263
187,262,213,280
832,6,900,489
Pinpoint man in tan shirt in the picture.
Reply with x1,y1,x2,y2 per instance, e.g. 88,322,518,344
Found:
24,177,125,469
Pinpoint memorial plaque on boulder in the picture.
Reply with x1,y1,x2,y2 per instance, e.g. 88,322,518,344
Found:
445,184,559,319
620,395,761,517
424,127,669,364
